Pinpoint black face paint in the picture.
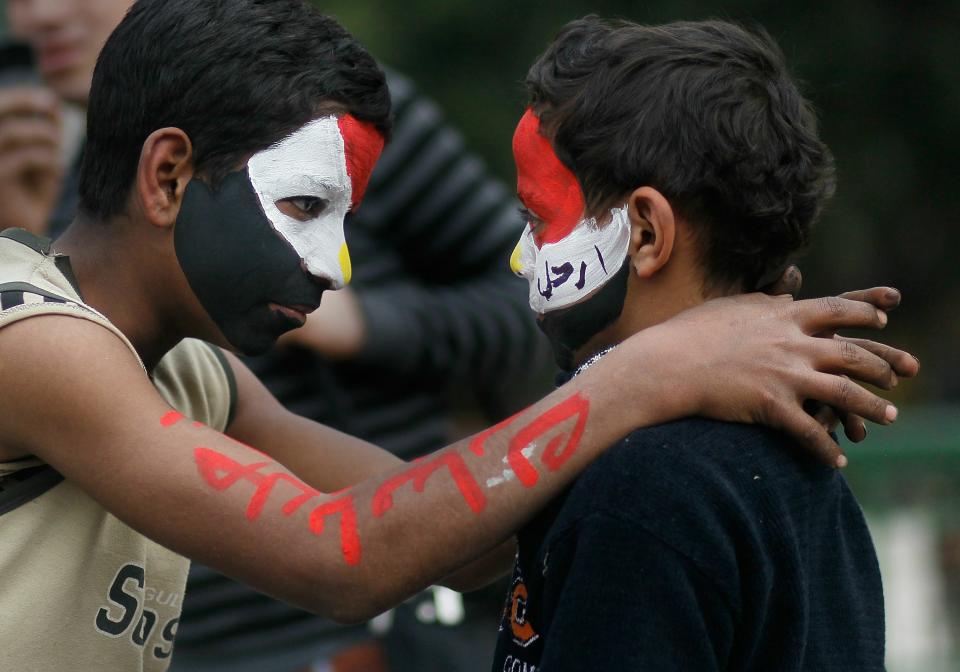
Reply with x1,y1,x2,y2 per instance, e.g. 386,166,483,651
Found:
174,168,328,355
537,258,631,370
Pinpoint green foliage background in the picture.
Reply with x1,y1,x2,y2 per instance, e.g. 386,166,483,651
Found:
317,0,959,404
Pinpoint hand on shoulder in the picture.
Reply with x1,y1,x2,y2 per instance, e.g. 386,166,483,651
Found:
620,287,918,467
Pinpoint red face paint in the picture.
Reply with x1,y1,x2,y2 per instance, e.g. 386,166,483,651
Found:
338,114,385,211
373,452,487,517
513,109,586,246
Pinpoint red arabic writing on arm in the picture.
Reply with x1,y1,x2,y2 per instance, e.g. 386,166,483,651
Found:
159,391,588,567
372,451,487,516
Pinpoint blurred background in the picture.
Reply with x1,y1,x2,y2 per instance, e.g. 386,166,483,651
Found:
1,0,957,670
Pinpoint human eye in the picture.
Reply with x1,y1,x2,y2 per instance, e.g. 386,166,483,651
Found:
518,206,546,243
276,195,328,221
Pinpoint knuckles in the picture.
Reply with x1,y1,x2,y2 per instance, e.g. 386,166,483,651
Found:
819,296,846,317
834,377,853,408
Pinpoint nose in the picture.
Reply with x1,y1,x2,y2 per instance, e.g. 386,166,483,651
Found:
338,242,352,286
509,240,525,277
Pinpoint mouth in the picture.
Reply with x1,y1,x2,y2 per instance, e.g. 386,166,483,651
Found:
268,301,320,326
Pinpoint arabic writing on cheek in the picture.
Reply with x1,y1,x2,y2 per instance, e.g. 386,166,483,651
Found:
536,246,608,301
160,412,361,566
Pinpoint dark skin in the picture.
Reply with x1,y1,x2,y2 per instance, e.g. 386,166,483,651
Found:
758,266,904,443
0,124,918,622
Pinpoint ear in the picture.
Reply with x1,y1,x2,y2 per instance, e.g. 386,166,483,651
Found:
626,186,676,279
135,127,194,229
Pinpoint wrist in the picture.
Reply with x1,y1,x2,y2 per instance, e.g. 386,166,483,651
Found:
582,325,695,434
634,322,701,420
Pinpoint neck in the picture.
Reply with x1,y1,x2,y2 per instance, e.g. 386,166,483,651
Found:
53,215,188,370
571,257,720,369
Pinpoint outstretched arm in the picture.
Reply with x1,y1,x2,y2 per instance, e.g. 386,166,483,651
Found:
0,292,915,622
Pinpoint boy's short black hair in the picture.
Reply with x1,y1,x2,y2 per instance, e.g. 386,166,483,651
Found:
526,18,835,292
79,0,391,219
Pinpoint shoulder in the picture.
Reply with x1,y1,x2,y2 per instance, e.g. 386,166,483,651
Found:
568,418,800,512
0,314,153,457
558,419,822,580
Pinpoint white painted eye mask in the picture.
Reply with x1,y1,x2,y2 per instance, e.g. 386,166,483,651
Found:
247,115,382,289
511,205,631,314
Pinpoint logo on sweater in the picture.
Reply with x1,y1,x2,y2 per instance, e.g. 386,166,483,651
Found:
508,575,539,647
94,563,180,660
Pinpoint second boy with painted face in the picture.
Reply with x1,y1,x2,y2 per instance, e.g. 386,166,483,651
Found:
496,18,890,671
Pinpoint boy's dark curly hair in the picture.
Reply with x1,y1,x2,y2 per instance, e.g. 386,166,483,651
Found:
79,0,391,220
526,17,835,292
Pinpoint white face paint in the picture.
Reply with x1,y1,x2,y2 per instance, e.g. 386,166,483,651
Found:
247,116,353,289
511,204,631,314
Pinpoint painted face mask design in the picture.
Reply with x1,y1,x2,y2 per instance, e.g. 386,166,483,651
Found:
248,115,382,288
509,109,632,369
509,109,630,315
174,114,384,355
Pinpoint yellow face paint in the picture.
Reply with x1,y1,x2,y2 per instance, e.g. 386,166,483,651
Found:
338,242,352,286
510,240,524,277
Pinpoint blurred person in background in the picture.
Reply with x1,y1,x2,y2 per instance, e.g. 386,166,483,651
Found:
4,1,544,670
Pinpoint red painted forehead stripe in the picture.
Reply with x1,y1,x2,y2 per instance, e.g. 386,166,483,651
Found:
338,115,385,211
512,108,585,245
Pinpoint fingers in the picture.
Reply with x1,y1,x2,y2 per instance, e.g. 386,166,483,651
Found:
837,287,901,312
811,401,866,443
0,117,61,153
0,89,61,186
811,403,840,432
760,265,802,298
841,412,868,443
809,337,898,389
0,88,59,123
790,296,887,335
803,372,898,427
836,336,919,378
775,404,846,468
0,145,61,180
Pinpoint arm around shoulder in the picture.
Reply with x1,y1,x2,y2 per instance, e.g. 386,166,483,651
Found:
0,315,677,622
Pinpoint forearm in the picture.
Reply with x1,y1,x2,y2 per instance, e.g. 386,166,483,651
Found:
439,538,516,593
298,340,677,619
143,332,677,622
228,400,405,492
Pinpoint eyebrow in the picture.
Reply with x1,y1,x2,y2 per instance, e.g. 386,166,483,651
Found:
277,175,349,195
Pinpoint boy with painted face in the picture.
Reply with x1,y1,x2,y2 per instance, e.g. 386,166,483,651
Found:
0,2,916,670
495,18,897,672
175,114,381,355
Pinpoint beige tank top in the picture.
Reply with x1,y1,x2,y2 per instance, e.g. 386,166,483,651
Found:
0,228,235,671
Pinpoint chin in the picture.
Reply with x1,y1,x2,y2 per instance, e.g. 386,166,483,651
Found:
217,309,296,357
